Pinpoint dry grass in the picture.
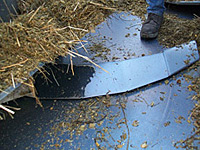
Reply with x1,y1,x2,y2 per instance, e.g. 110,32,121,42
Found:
0,0,112,92
0,0,147,95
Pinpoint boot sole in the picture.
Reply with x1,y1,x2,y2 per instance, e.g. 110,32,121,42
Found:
140,32,158,39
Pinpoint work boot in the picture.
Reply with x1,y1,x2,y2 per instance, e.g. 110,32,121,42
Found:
140,13,163,39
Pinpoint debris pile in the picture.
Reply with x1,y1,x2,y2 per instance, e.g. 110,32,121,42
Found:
0,0,147,95
158,14,200,48
0,0,113,93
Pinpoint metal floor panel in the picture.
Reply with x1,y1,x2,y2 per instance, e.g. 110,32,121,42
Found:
0,69,199,150
56,12,165,65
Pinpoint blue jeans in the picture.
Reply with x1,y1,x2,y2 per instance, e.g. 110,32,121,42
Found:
146,0,165,16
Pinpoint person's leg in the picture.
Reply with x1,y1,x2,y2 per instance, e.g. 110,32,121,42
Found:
146,0,165,16
140,0,165,39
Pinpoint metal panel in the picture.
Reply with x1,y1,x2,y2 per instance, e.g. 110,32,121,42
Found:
164,40,199,75
34,41,199,99
84,53,169,97
166,1,200,5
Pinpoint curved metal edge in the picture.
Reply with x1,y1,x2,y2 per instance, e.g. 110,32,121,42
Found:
165,1,200,5
0,63,44,104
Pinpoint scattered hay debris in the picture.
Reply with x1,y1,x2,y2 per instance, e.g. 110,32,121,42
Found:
38,96,131,149
158,13,200,149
